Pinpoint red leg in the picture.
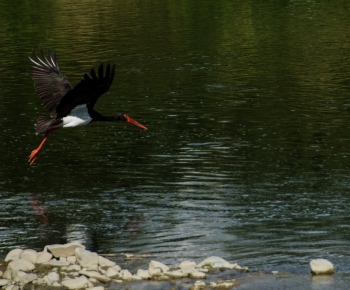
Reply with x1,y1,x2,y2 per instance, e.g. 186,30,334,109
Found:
28,129,57,165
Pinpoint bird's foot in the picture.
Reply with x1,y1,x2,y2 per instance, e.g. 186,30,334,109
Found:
29,149,39,165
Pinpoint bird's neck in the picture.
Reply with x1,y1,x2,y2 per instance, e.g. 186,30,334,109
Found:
89,109,113,122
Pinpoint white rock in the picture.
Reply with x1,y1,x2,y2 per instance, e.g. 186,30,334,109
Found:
36,251,53,264
310,259,334,275
19,273,37,285
90,287,105,290
106,267,120,278
119,269,133,281
156,275,169,281
198,256,231,268
46,243,85,258
98,256,116,269
16,271,27,279
19,249,38,264
79,269,111,283
112,265,121,272
88,277,98,284
136,269,150,280
65,265,81,272
5,249,23,262
179,261,196,269
0,279,9,286
44,272,60,285
132,274,142,281
2,270,12,280
148,267,162,277
5,285,15,290
114,279,123,283
36,278,46,285
61,276,89,289
124,253,134,259
165,270,183,278
8,259,35,273
181,266,197,274
190,271,206,279
228,263,238,269
41,260,69,267
52,282,61,287
192,280,206,289
219,281,235,287
75,248,99,268
86,264,99,271
67,256,76,263
149,260,169,272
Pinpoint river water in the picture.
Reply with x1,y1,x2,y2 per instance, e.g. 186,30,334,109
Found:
1,0,350,287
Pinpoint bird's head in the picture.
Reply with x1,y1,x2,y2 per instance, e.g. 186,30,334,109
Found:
114,113,148,130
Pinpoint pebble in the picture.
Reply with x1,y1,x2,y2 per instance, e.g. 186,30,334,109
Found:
61,276,89,289
76,248,99,268
44,272,60,285
0,243,251,290
90,287,105,290
148,267,162,277
4,249,22,262
190,280,206,290
79,270,111,283
190,271,206,279
66,264,81,272
105,267,119,278
124,253,134,259
149,260,169,272
42,260,70,267
165,270,183,278
18,273,37,285
36,251,52,264
137,269,150,279
98,255,116,269
310,259,334,275
119,269,133,281
46,243,85,258
0,279,9,286
8,259,35,273
2,270,12,280
198,256,232,268
179,260,196,268
19,249,37,264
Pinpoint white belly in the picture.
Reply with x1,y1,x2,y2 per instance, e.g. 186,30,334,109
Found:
62,105,92,128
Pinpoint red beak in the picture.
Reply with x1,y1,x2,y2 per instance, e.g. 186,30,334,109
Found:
124,114,148,130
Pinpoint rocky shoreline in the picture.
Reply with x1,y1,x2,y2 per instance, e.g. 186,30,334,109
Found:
0,243,335,290
0,242,249,290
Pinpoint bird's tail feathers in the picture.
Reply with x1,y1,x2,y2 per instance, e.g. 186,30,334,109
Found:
35,116,53,135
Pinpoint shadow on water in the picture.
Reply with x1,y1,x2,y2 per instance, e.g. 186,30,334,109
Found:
1,2,350,289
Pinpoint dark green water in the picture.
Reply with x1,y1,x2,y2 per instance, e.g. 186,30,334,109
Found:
1,0,350,280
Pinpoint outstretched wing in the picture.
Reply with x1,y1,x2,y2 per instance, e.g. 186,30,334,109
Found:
55,63,115,118
28,46,72,117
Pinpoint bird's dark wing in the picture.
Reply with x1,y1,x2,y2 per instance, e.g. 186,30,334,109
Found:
28,46,73,117
55,63,115,118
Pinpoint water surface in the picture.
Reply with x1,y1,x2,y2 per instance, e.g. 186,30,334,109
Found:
1,0,350,282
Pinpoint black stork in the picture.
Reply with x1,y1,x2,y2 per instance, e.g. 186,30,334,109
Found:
28,47,147,165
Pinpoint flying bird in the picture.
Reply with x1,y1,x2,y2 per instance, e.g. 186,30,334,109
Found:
28,47,147,165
